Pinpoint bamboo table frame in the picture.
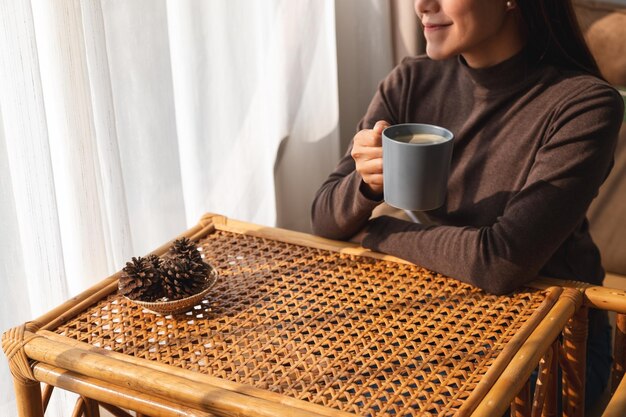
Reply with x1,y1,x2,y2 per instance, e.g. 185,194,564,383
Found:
2,213,625,417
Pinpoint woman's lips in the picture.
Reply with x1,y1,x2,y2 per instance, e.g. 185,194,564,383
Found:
422,23,452,32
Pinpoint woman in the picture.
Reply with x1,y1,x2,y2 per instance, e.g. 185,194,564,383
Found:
311,0,624,410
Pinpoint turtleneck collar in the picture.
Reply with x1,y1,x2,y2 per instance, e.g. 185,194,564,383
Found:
459,47,542,97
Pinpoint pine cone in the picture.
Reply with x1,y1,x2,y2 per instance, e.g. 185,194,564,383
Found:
120,239,210,302
161,257,207,300
170,237,210,276
119,256,163,301
145,253,163,270
170,237,204,265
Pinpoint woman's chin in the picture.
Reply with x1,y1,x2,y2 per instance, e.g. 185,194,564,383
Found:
425,46,452,61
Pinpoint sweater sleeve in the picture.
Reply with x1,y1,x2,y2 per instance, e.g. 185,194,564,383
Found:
310,61,407,239
361,84,624,294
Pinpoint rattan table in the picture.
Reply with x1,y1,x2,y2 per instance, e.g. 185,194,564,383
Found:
3,213,617,417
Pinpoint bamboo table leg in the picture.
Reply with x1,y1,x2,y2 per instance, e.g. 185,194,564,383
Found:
611,313,626,395
561,306,588,417
12,379,44,417
531,344,553,417
511,381,531,417
42,384,54,411
541,342,558,417
72,397,86,417
603,371,626,417
3,324,44,417
84,398,101,417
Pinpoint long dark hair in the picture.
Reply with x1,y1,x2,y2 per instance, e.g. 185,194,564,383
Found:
518,0,603,79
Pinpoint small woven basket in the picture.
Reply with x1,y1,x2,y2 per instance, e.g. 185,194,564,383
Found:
124,266,218,315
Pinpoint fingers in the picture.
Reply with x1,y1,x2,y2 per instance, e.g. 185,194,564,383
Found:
351,120,389,196
351,121,389,164
351,140,382,161
372,120,390,135
358,158,383,177
353,120,390,149
370,120,390,147
361,173,383,188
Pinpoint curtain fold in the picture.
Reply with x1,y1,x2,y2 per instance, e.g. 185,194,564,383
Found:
390,0,424,64
334,0,421,152
1,1,77,415
82,0,134,272
32,0,116,296
0,1,422,415
100,0,189,258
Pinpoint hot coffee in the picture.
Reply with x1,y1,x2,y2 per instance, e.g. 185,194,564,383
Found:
395,133,446,144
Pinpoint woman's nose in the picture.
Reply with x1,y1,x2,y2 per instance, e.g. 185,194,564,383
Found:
414,0,439,16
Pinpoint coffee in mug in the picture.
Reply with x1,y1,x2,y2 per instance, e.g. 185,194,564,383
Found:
394,133,447,144
382,123,454,211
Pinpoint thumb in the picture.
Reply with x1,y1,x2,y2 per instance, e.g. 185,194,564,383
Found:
372,120,391,135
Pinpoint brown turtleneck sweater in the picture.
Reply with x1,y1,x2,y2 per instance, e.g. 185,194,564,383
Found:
311,51,624,295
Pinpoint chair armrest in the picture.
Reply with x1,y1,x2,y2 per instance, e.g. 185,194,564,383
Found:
602,374,626,417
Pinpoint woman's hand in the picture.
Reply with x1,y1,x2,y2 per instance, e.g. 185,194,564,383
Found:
351,120,390,197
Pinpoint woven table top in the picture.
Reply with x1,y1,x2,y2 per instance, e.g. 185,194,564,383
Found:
53,227,551,416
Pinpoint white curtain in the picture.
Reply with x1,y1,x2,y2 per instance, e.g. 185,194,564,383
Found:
0,1,400,415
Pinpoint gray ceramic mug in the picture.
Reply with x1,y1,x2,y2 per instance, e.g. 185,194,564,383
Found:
382,123,454,211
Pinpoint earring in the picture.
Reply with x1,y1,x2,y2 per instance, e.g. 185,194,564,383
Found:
506,1,514,9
